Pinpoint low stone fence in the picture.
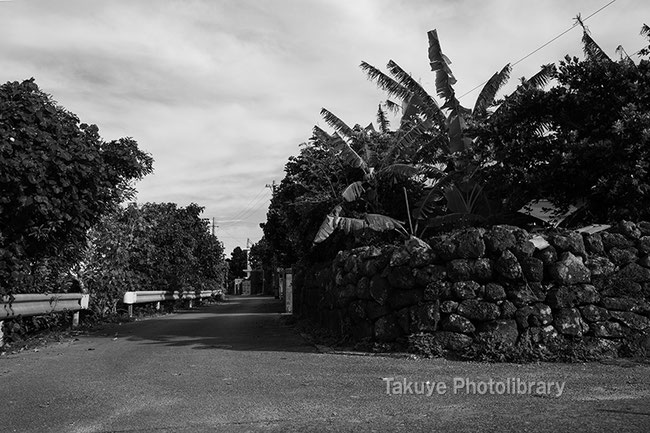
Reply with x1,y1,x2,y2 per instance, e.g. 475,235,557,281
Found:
293,221,650,357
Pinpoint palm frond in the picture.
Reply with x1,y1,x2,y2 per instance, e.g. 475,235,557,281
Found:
363,214,407,235
574,15,610,62
341,181,366,202
524,64,555,89
376,104,390,133
360,61,412,101
473,63,511,115
615,45,634,64
447,113,467,153
312,205,342,244
386,60,444,125
384,99,401,115
380,163,419,178
337,217,366,234
395,120,428,150
312,125,331,143
641,23,650,39
320,108,355,139
427,29,458,103
412,187,443,221
330,133,368,171
582,31,611,62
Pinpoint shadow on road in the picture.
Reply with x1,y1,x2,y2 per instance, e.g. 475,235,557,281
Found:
98,295,318,353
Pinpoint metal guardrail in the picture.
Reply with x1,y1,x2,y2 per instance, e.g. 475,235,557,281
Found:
0,293,90,347
122,290,220,317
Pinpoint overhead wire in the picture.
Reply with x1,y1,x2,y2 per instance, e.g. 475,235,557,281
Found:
458,0,617,100
218,187,272,227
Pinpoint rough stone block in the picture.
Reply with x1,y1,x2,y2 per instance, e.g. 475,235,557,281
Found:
441,313,476,334
440,300,459,314
579,304,611,322
590,321,625,338
369,275,390,305
433,331,473,351
601,232,634,250
453,228,486,259
457,299,500,322
451,281,480,300
583,233,604,254
495,250,524,281
548,252,591,285
610,311,650,331
388,289,423,310
447,259,473,282
410,302,440,333
500,300,517,319
585,256,616,278
554,308,589,336
479,320,519,345
507,284,541,307
608,247,638,267
374,315,403,342
484,225,517,253
534,245,558,266
386,265,416,290
521,256,544,282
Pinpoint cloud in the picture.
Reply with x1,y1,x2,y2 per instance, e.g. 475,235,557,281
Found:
2,0,649,254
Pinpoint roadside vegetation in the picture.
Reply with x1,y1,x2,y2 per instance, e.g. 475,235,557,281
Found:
0,79,226,347
260,22,650,267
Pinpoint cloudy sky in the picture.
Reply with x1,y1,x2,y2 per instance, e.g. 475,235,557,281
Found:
1,0,648,254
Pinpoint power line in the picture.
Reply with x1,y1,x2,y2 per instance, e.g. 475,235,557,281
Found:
219,188,271,227
458,0,617,100
218,187,268,226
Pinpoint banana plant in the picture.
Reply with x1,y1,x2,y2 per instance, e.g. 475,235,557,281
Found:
311,110,423,244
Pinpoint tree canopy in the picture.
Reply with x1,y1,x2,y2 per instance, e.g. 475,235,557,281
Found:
0,79,154,294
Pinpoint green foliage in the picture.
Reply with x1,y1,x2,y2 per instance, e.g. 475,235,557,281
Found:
228,246,248,279
82,203,226,316
478,28,650,224
0,78,153,295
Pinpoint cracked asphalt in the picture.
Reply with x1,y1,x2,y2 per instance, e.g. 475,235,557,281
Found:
1,296,649,432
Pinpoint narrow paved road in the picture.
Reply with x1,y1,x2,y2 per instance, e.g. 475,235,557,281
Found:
2,296,650,432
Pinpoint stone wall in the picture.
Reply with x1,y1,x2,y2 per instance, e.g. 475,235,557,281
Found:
293,221,650,357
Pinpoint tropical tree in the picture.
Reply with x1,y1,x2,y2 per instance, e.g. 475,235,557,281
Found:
358,29,557,234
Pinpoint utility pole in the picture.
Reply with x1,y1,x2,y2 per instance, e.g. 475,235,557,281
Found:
265,180,277,193
211,217,217,236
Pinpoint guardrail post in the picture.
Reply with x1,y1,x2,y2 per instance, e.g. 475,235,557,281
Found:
0,320,4,348
72,311,80,328
188,299,193,309
128,304,133,318
156,301,161,311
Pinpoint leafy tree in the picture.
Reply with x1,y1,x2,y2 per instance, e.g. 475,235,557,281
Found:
0,78,153,295
478,23,650,224
83,202,226,315
228,246,248,279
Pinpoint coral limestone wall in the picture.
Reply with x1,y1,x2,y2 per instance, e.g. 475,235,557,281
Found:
293,221,650,357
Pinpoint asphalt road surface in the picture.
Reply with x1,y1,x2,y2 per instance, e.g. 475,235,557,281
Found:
1,296,650,432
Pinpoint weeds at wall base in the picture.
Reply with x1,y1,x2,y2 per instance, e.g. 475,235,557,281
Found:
406,332,650,363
